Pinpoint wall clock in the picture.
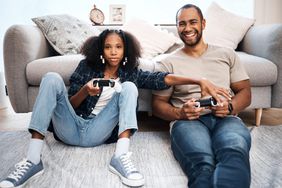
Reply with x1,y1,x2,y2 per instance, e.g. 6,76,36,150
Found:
90,5,105,25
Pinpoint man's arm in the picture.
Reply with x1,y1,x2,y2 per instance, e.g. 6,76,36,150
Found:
152,95,182,121
230,79,251,115
152,94,204,121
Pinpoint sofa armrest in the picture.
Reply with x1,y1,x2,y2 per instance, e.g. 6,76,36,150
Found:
240,24,282,108
4,25,51,112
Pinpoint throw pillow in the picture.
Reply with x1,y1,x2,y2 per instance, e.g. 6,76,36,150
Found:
32,14,101,55
122,19,179,59
203,2,255,49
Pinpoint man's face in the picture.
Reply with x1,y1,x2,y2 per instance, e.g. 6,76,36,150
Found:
177,8,205,47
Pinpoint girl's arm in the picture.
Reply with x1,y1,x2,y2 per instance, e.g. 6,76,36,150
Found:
164,74,231,104
69,79,100,108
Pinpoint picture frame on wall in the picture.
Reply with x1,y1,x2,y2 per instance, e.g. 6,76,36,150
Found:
109,4,126,24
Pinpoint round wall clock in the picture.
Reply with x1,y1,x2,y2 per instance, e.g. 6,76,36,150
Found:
90,5,105,25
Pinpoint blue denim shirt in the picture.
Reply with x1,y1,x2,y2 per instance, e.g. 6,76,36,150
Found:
68,59,170,119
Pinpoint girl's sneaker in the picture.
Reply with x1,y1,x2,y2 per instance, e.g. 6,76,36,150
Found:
0,159,44,188
109,152,144,187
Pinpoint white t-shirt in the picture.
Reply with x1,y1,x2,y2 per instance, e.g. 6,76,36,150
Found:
92,78,121,115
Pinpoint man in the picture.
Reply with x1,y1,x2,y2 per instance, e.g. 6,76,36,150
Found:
152,4,252,188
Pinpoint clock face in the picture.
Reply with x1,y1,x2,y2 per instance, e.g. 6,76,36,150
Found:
90,9,104,24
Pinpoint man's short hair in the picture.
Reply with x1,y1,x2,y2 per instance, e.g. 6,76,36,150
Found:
176,4,204,23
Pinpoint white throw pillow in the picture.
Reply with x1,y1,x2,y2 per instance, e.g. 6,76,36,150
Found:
203,2,255,49
138,58,156,72
32,14,101,55
122,19,179,59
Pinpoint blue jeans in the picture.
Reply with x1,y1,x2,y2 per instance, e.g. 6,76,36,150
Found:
29,72,138,147
171,114,251,188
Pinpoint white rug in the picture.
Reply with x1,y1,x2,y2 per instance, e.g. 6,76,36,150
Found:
0,125,282,188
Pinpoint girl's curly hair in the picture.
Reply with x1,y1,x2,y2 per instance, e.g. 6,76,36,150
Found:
80,29,141,72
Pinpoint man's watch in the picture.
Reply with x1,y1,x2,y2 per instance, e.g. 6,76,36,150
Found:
228,102,233,115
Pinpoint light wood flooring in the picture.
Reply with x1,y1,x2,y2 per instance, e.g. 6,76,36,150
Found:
1,96,282,132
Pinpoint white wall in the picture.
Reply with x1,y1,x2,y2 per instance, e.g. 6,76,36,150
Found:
254,0,282,25
0,0,254,73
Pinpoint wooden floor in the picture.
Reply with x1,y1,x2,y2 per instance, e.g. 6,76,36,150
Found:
1,96,282,132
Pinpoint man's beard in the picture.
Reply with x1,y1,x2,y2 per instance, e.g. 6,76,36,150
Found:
179,29,202,47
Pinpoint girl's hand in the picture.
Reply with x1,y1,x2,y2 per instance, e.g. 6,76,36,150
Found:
84,79,101,96
199,78,231,105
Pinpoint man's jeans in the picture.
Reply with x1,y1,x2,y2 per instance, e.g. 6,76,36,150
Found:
171,114,251,188
29,72,138,147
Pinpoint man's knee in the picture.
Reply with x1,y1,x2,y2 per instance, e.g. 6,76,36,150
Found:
215,117,251,154
172,120,212,151
214,132,251,156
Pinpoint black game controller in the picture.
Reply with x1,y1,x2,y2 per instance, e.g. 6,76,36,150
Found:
195,97,217,108
93,79,115,88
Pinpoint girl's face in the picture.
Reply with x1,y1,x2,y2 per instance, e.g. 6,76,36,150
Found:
103,33,124,68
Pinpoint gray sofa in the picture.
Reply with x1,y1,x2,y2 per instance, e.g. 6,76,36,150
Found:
4,24,282,125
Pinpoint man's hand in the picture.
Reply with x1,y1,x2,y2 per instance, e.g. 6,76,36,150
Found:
211,100,230,117
199,78,231,105
180,99,204,120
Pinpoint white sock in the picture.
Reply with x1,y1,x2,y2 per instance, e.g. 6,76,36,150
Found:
27,138,43,164
115,137,130,157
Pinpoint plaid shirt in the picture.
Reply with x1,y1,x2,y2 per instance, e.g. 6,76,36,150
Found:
68,59,170,119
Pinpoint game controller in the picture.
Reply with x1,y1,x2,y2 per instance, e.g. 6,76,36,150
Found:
195,97,217,108
93,79,115,88
93,79,122,93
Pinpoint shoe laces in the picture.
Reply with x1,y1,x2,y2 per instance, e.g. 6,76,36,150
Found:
7,159,32,181
120,152,137,174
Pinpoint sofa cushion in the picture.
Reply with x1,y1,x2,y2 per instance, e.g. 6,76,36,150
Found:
26,56,157,86
138,58,156,72
122,19,180,59
238,52,277,86
204,2,255,50
32,14,100,55
26,55,83,85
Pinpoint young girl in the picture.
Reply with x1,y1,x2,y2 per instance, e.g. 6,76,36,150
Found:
0,29,229,188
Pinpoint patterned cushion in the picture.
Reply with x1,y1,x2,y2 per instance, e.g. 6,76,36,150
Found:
32,14,101,55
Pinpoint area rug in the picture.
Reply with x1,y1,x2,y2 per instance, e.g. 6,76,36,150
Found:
0,125,281,188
